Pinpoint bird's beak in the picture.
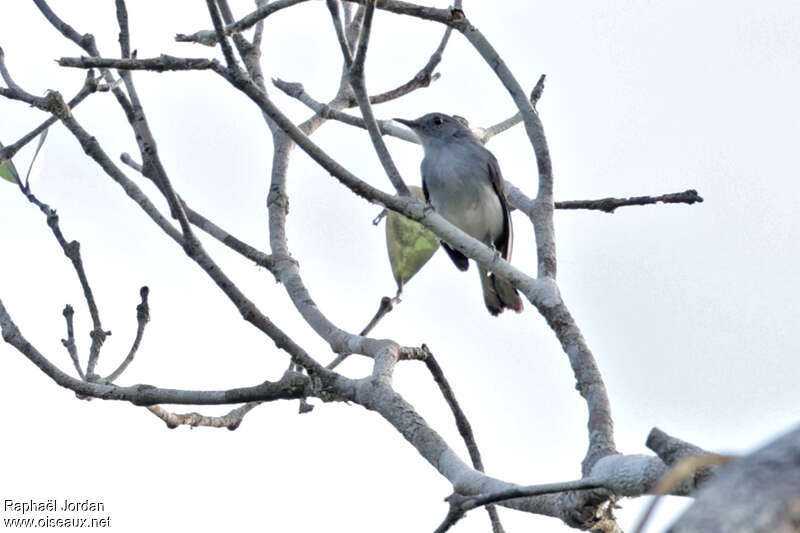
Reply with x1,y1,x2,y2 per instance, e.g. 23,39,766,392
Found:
393,118,419,130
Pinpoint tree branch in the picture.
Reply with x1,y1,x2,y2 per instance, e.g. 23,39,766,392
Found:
119,153,276,274
177,0,310,44
33,0,135,117
423,347,505,533
12,163,111,379
0,72,98,164
60,305,83,379
339,0,410,195
104,286,150,383
0,46,22,91
555,190,704,213
206,0,239,70
58,55,221,72
147,401,262,430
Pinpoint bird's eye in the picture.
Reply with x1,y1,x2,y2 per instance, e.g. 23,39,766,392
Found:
433,115,444,125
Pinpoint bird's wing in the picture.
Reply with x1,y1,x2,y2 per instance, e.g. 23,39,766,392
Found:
487,155,513,261
422,165,469,271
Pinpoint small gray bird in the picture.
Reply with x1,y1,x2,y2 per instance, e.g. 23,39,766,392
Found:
395,113,523,316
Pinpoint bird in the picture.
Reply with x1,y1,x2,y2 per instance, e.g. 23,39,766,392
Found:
394,112,523,316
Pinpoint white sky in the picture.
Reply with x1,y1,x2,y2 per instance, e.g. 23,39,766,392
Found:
1,1,799,532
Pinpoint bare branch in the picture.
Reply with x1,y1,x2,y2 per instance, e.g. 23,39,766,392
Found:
120,153,275,273
0,71,98,164
423,348,505,533
479,74,546,143
104,286,150,383
58,55,221,72
206,0,239,70
60,305,84,379
147,402,261,430
327,0,354,66
0,304,322,404
345,12,454,108
19,89,323,376
341,0,410,195
0,46,22,91
12,166,111,378
555,190,704,213
435,479,605,533
228,0,311,34
114,0,131,58
272,78,417,142
33,0,135,116
252,0,267,49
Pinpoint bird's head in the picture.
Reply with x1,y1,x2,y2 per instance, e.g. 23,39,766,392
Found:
394,113,472,150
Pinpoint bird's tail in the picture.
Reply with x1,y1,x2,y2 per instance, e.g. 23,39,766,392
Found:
479,267,523,316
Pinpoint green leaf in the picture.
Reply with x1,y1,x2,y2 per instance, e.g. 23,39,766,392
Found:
24,127,48,186
0,140,20,185
385,185,439,292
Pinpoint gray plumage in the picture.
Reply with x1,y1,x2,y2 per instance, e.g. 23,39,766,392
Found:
395,113,523,316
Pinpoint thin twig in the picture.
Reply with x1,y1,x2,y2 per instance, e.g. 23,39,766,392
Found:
176,0,310,44
252,0,267,49
0,304,322,403
423,347,505,533
111,11,195,237
479,74,546,143
326,295,398,369
555,190,704,213
341,0,410,195
0,71,98,165
33,0,135,117
60,305,84,379
0,46,22,91
104,286,150,383
327,0,353,66
114,0,131,58
120,153,275,273
434,478,605,533
272,78,417,142
11,159,111,379
343,0,457,108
